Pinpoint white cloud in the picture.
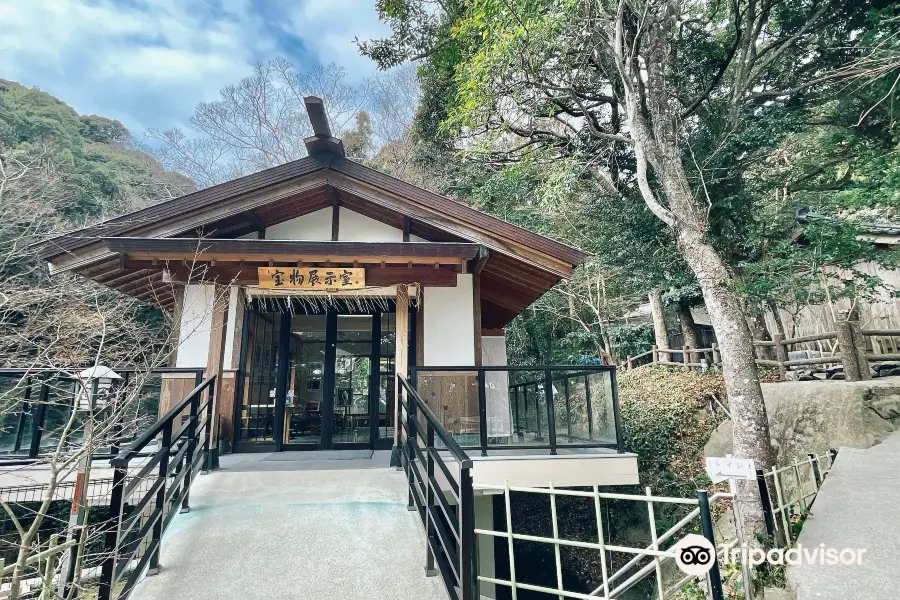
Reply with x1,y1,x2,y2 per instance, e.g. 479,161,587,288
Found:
0,0,265,130
0,0,388,133
286,0,390,81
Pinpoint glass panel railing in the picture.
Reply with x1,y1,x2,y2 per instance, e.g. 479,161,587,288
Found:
507,371,546,447
411,366,621,454
551,370,617,446
588,370,618,445
0,374,33,456
413,370,480,447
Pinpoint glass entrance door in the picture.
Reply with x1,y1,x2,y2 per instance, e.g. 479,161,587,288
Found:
236,301,403,452
283,314,328,446
331,315,374,445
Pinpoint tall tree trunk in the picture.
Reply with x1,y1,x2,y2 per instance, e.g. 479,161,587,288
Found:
619,67,775,536
766,300,787,338
676,302,700,351
673,214,775,538
748,310,775,361
648,289,670,352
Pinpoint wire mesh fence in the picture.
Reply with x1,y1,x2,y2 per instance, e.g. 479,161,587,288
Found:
0,476,117,598
475,482,737,600
758,450,837,547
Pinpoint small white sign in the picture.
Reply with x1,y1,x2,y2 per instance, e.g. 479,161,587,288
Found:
705,456,756,483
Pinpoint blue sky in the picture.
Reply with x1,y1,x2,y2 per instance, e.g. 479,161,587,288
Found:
0,0,390,133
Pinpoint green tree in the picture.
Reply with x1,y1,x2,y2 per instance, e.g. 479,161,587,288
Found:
360,0,886,535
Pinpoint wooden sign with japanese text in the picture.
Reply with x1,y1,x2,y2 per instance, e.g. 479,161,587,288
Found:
257,267,365,290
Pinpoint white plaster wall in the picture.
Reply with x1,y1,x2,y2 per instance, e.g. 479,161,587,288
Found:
423,274,475,366
483,336,512,436
264,207,332,240
222,287,240,369
264,207,426,242
340,208,427,242
175,284,215,369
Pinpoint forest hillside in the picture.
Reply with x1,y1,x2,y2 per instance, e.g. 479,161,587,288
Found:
0,79,190,366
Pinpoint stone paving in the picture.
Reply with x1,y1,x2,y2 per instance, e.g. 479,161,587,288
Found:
789,431,900,600
131,451,448,600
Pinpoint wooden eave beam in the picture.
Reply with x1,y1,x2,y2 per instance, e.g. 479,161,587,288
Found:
100,238,482,264
471,247,489,274
243,211,267,238
327,172,575,278
159,264,459,287
328,185,340,241
45,175,329,273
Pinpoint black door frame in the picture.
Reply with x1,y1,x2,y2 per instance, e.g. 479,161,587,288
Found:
234,298,414,453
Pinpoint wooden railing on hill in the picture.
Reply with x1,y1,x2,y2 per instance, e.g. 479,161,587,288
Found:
625,320,900,382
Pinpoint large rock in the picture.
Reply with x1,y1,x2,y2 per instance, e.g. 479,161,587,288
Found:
704,376,900,464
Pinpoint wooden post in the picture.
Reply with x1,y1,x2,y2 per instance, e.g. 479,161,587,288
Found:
205,285,230,458
835,319,862,381
651,344,658,365
394,286,410,448
683,345,691,369
772,334,789,381
711,342,721,366
648,290,669,354
627,356,633,371
473,272,483,366
848,313,871,380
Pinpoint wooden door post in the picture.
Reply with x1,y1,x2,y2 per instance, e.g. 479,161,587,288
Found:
205,284,230,465
394,286,410,448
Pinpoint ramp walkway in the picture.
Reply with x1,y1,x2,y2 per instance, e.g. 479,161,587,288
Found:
789,430,900,600
131,451,447,600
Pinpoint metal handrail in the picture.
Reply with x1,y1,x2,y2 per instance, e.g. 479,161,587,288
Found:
97,374,216,600
112,375,215,466
0,367,208,375
397,375,470,466
397,374,476,600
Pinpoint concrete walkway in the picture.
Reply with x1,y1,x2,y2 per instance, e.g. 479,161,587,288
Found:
789,431,900,600
132,451,448,600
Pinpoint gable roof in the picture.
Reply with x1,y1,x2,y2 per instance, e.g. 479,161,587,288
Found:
37,156,327,260
39,148,588,327
38,154,586,266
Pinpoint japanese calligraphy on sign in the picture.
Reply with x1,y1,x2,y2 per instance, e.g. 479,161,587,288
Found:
257,267,365,290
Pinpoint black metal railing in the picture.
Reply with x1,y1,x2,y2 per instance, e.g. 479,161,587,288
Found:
397,374,477,600
97,373,216,600
409,365,622,456
0,367,205,463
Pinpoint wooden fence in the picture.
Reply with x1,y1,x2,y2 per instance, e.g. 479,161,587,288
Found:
625,318,900,382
